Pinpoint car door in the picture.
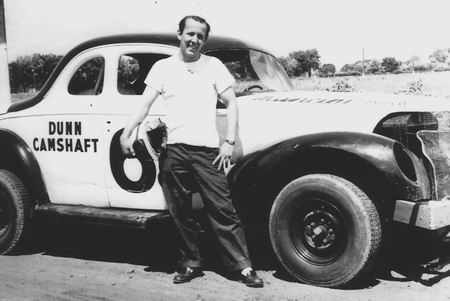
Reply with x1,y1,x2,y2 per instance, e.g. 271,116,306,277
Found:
98,45,177,210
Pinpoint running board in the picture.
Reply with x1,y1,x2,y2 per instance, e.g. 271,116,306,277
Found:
35,204,170,229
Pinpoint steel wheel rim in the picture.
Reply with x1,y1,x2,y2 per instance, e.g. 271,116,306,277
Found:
289,197,348,264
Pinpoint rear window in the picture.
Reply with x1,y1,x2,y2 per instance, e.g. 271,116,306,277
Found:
68,57,104,95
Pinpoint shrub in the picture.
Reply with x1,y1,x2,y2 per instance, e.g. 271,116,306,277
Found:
434,66,450,72
334,71,361,77
413,64,431,72
395,80,425,95
326,79,357,92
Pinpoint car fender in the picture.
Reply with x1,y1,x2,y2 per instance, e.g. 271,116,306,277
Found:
0,129,49,205
228,131,431,223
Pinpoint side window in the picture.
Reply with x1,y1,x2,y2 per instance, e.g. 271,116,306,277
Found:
68,57,105,95
117,53,169,95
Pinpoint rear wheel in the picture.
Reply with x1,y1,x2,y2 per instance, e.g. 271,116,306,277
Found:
0,169,32,254
269,174,381,287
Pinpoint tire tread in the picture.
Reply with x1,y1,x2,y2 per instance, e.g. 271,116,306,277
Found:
326,174,381,286
0,169,31,255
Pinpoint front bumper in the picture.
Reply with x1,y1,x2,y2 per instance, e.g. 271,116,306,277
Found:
394,198,450,230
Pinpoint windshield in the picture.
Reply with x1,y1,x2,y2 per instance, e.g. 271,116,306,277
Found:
205,49,294,96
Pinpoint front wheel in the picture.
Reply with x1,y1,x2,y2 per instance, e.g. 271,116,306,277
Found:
269,174,381,287
0,169,32,254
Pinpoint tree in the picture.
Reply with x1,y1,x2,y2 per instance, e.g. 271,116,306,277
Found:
278,56,296,77
347,59,381,74
287,49,321,77
9,53,62,93
367,59,381,73
304,49,321,77
352,61,364,74
429,49,449,64
320,63,336,76
404,56,427,72
381,57,401,73
340,63,355,73
287,51,306,76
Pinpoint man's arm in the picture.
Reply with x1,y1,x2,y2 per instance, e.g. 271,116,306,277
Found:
120,86,160,155
213,86,238,170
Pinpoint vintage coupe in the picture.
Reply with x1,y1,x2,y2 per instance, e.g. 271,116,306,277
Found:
1,34,450,287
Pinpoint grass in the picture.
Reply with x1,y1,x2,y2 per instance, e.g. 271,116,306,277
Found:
291,71,450,98
9,71,450,102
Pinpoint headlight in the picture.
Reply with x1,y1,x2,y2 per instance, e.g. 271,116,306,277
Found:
393,142,417,182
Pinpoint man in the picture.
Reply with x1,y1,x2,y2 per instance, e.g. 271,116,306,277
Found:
120,15,263,288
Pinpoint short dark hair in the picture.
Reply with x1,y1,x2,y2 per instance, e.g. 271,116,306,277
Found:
178,15,211,40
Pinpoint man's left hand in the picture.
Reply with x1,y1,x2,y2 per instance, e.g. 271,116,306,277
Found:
213,142,234,171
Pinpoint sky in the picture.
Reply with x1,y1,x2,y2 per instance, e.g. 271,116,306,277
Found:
3,0,450,69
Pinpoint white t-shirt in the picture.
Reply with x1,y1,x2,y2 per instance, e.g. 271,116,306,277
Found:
144,54,235,147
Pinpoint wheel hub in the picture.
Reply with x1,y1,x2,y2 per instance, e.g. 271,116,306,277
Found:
304,209,339,250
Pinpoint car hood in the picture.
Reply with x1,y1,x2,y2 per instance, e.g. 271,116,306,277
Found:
233,90,450,155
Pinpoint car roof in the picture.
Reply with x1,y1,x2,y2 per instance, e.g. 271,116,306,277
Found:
74,33,265,53
8,33,268,113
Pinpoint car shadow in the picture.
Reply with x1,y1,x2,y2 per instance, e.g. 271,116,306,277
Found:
27,218,279,276
21,220,450,289
29,219,179,273
376,226,450,287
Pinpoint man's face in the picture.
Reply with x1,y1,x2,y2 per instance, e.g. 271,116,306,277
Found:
177,18,207,61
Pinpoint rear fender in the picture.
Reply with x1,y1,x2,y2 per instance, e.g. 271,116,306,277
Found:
0,129,49,205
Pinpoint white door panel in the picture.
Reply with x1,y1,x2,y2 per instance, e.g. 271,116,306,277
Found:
1,114,108,206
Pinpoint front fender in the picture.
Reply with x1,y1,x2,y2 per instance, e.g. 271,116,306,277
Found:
0,129,49,204
228,132,431,222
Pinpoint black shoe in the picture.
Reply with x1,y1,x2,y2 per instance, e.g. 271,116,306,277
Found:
173,267,203,284
238,270,264,288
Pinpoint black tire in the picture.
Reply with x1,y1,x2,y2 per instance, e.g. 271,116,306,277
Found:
0,169,32,254
269,174,381,287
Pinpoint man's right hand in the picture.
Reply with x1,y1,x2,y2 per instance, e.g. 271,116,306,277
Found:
120,134,135,156
119,87,161,156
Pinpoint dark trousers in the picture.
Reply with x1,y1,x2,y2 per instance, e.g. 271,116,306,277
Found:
159,143,251,271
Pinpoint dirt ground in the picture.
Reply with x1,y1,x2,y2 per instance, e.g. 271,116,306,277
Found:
1,220,450,301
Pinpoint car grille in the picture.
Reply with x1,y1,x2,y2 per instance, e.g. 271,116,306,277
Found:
417,129,450,201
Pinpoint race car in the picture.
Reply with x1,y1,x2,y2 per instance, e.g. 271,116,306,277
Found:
1,33,450,288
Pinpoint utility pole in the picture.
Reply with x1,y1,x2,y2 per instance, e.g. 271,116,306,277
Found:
0,0,11,112
362,48,365,77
